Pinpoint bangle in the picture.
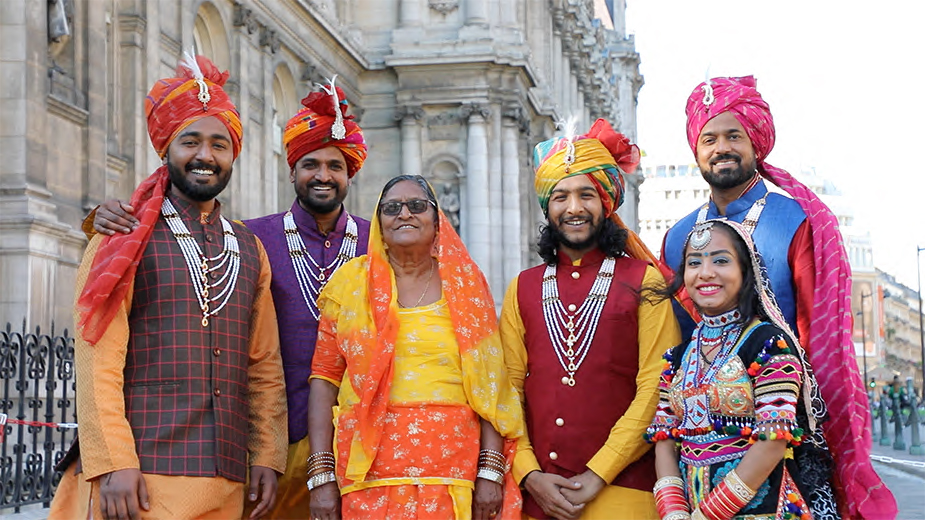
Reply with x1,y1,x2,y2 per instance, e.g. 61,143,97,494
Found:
477,467,505,485
723,469,757,502
306,470,337,491
653,475,684,493
664,512,692,520
307,451,335,464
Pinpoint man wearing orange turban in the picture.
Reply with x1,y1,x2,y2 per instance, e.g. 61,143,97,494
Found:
50,54,287,520
86,75,372,519
500,119,680,519
241,80,371,519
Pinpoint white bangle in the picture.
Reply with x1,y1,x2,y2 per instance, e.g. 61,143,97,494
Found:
477,467,505,485
306,470,337,491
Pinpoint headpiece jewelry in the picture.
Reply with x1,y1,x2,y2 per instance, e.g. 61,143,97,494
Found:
180,50,211,111
316,74,346,140
689,221,713,250
701,83,714,106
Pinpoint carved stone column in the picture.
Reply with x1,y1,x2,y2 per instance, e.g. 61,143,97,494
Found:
461,103,491,277
400,0,423,27
395,106,424,176
501,108,524,285
466,0,488,26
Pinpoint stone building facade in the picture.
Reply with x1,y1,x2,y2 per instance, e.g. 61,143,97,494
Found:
0,0,643,327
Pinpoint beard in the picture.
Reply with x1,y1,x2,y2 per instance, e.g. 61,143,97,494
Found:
548,214,605,252
701,153,757,190
295,179,347,215
167,159,232,202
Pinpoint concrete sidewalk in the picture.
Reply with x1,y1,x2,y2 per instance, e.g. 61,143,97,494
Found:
870,420,925,478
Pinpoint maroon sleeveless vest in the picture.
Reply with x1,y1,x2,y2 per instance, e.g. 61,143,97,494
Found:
518,249,656,518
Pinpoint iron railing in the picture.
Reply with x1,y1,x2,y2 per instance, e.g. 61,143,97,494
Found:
0,321,77,513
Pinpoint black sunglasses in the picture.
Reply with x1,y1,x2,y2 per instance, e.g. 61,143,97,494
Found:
378,199,435,216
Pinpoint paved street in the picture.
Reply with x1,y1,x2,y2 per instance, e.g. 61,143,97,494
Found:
874,461,925,519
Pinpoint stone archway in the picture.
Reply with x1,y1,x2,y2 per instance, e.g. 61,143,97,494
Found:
193,2,230,71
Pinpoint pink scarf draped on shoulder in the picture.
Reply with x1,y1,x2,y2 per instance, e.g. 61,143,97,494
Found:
685,76,896,519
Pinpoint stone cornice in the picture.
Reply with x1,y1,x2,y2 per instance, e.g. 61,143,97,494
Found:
47,95,89,126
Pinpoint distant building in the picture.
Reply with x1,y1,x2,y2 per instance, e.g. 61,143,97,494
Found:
637,163,710,259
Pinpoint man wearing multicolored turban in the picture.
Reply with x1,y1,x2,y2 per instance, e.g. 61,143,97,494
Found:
50,54,287,520
86,75,372,519
661,76,896,519
499,118,681,519
242,80,371,519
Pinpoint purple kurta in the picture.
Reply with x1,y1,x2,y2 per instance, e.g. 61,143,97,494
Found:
245,201,370,443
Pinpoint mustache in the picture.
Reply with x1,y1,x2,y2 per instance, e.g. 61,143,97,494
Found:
185,161,220,174
710,154,740,166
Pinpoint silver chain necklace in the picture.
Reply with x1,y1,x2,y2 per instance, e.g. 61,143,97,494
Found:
161,198,240,327
541,257,615,387
283,211,358,320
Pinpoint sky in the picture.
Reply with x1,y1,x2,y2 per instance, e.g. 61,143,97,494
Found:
625,0,925,288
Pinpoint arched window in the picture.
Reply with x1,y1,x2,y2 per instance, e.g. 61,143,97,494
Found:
193,2,230,70
272,64,298,211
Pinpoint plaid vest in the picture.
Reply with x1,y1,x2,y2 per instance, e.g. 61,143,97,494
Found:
124,195,262,482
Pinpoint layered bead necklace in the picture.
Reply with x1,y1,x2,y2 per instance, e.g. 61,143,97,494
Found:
541,257,615,387
283,210,358,320
161,198,240,327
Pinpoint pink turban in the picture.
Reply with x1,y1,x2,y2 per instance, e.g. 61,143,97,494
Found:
683,76,897,519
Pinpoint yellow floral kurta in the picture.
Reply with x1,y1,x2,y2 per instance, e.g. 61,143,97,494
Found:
312,256,524,520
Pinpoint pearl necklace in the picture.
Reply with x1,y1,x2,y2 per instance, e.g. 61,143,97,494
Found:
161,198,240,327
541,257,615,387
283,210,358,320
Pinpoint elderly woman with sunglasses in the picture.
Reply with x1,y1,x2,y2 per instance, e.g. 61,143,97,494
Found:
306,175,524,520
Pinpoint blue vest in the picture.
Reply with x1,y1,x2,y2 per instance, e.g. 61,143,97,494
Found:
663,181,806,340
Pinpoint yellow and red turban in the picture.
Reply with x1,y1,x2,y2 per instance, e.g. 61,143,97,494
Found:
78,54,240,346
145,55,242,158
533,118,639,217
684,76,898,519
283,85,366,177
533,118,660,265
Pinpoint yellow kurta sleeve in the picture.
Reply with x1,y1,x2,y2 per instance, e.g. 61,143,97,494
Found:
74,235,140,480
499,277,542,484
586,265,681,483
245,239,288,473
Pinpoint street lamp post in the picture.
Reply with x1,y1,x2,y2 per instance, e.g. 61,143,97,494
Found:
857,309,869,396
918,246,925,395
858,291,873,398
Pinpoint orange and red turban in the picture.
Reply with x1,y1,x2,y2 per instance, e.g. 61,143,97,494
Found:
684,76,898,519
77,55,240,346
283,84,366,177
145,55,242,158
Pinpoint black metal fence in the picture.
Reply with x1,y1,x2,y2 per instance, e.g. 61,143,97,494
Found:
0,321,77,513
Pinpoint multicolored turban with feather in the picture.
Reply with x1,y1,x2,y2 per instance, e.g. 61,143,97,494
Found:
533,118,639,217
283,79,366,177
77,54,241,346
684,76,897,520
533,118,662,265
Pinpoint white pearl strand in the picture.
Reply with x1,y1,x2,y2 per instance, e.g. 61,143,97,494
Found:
541,257,615,387
283,211,358,320
161,198,240,327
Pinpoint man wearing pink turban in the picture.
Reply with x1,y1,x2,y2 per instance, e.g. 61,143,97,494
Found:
90,79,373,519
51,54,287,520
661,76,896,520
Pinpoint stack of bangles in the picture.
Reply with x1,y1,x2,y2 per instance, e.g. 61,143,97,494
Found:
306,451,336,491
654,476,690,520
691,469,757,520
476,449,506,485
